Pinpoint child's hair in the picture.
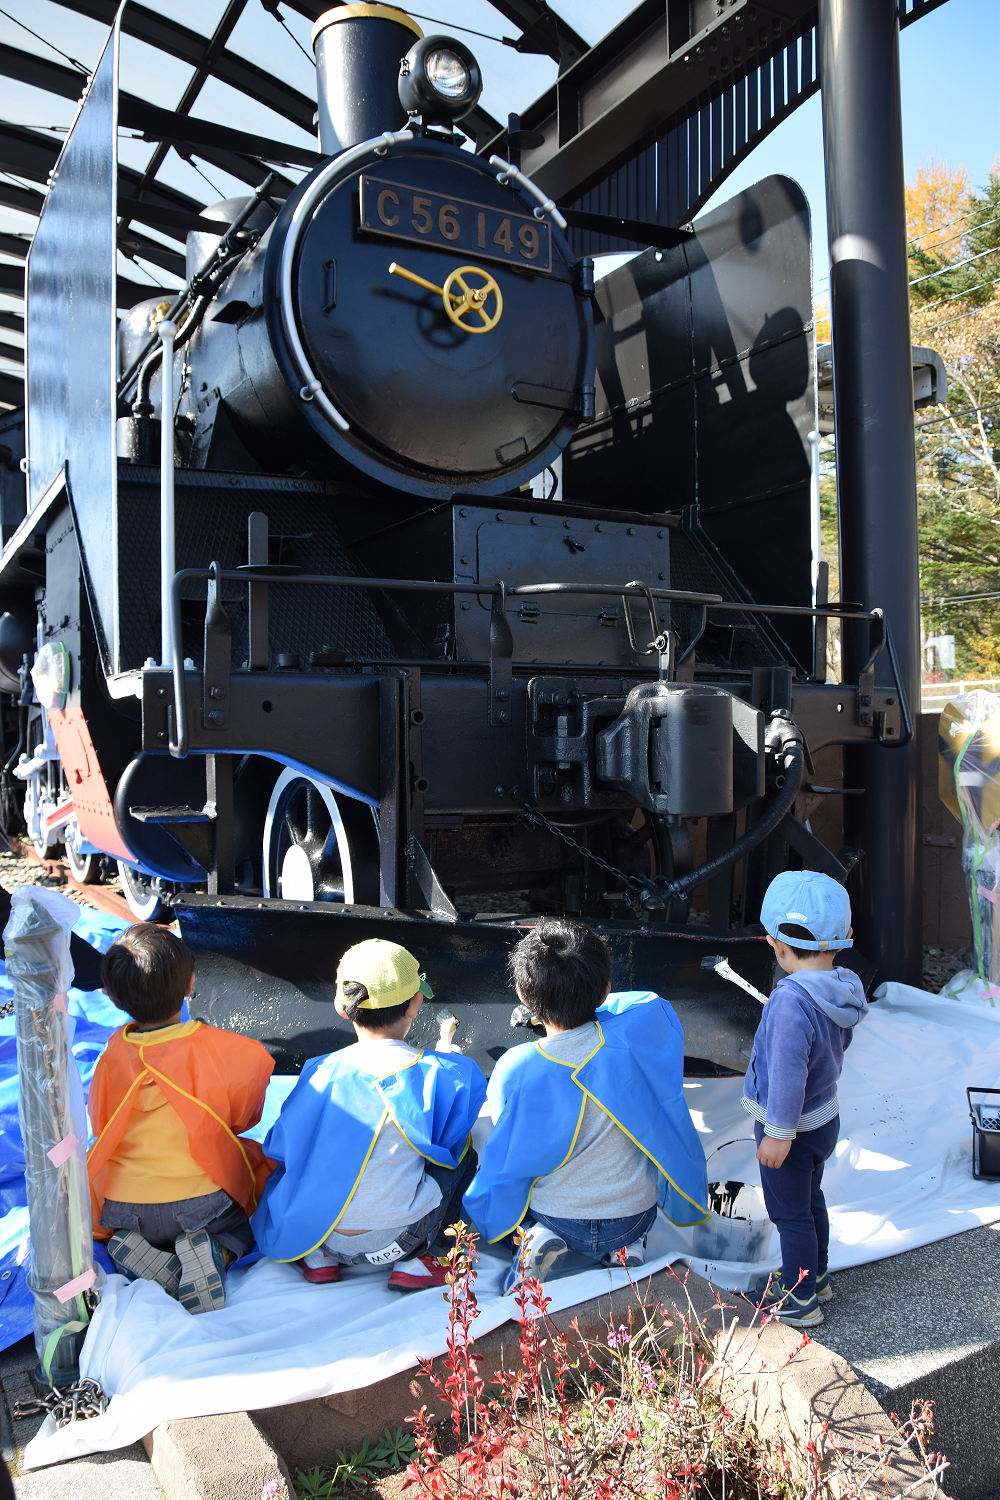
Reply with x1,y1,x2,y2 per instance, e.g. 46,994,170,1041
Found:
341,979,412,1033
776,922,820,960
101,923,194,1026
510,918,612,1030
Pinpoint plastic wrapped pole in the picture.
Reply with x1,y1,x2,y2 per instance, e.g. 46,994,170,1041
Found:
938,690,1000,999
6,886,99,1384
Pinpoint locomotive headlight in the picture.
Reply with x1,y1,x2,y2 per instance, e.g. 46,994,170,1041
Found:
399,35,482,124
425,48,470,99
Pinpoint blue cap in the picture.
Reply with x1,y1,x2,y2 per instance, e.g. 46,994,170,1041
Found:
760,871,853,951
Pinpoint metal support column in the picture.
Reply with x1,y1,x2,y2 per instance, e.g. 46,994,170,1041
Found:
819,0,921,983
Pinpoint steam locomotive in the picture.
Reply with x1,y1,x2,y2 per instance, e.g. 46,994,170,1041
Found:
0,5,909,1072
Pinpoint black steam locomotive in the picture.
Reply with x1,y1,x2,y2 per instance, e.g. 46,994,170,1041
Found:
0,5,909,1072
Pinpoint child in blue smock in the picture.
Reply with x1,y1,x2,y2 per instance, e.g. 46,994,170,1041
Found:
251,938,487,1292
463,919,709,1294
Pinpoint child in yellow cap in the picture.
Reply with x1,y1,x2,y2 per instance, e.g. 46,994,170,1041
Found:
251,938,487,1291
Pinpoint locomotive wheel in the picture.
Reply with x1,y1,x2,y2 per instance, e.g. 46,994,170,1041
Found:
117,862,172,922
66,843,103,884
263,769,378,905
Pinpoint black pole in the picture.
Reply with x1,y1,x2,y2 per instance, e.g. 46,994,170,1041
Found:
818,0,922,984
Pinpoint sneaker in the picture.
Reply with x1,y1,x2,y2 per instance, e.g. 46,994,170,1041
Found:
500,1223,570,1296
387,1252,448,1292
815,1270,833,1303
602,1237,646,1269
108,1231,181,1296
300,1248,341,1284
742,1275,824,1328
175,1230,227,1315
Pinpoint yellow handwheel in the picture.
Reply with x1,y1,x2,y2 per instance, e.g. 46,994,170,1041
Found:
442,266,503,333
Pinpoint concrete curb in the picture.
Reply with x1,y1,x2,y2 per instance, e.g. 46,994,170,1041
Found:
723,1319,941,1498
142,1412,293,1500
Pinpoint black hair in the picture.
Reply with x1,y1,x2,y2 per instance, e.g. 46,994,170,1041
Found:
341,979,412,1033
776,922,819,961
101,923,194,1026
509,918,612,1030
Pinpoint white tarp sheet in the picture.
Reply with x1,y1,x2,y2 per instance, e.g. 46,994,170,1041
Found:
25,976,1000,1470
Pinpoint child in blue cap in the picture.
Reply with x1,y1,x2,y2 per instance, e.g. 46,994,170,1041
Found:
741,871,868,1328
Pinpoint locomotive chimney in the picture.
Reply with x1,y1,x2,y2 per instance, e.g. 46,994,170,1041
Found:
312,4,423,156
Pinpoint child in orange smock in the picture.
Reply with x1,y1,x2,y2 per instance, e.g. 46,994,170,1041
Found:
87,923,273,1314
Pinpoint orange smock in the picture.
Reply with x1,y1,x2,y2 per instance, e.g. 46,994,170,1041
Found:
87,1019,274,1236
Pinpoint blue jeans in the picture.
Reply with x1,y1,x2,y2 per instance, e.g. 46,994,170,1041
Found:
528,1205,658,1261
753,1116,839,1301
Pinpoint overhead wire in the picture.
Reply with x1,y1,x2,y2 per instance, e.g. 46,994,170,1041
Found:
909,244,1000,287
912,271,1000,314
915,396,1000,430
0,6,89,72
262,4,314,64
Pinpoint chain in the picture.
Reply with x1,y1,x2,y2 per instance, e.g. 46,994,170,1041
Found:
14,1377,108,1427
0,999,11,1019
519,804,651,899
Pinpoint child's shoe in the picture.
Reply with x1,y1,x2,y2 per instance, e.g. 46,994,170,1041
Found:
742,1275,824,1328
175,1230,227,1315
602,1237,646,1269
501,1223,570,1296
387,1252,448,1292
300,1247,341,1284
815,1270,833,1303
108,1230,181,1296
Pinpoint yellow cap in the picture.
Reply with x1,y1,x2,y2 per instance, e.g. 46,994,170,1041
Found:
335,938,434,1010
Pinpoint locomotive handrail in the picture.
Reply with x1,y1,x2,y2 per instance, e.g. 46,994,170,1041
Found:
279,129,415,435
164,567,910,757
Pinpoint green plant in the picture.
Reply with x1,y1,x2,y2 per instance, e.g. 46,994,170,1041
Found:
292,1425,417,1499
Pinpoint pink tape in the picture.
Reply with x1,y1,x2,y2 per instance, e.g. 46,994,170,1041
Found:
985,987,1000,999
54,1267,95,1304
46,1134,78,1168
52,993,67,1012
978,886,998,904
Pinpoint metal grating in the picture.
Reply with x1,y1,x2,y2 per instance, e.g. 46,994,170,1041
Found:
567,11,821,256
115,470,394,672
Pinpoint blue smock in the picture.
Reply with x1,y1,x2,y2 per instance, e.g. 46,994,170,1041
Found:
251,1047,487,1261
463,992,709,1242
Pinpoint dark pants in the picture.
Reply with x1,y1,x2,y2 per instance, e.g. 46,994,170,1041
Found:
100,1189,255,1258
530,1205,658,1261
754,1116,839,1301
325,1149,479,1266
420,1149,480,1255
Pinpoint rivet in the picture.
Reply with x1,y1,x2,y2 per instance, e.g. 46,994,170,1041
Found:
627,527,636,536
595,524,603,532
496,512,504,522
657,530,666,539
459,508,469,517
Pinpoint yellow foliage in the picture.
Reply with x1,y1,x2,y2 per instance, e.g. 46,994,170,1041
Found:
814,293,830,344
905,157,971,256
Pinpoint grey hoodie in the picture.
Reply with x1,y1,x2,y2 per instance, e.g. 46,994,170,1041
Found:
742,966,868,1139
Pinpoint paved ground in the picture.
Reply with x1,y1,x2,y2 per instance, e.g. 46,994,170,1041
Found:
1,1336,162,1498
821,1222,1000,1499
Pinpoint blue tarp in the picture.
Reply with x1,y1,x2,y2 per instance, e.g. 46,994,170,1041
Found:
0,903,132,1352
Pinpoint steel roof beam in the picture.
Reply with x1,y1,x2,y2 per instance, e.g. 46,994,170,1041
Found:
0,258,167,310
61,1,316,133
485,0,588,70
0,313,23,335
0,181,44,217
0,340,22,364
0,372,22,408
119,99,321,170
0,233,30,260
494,0,816,202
